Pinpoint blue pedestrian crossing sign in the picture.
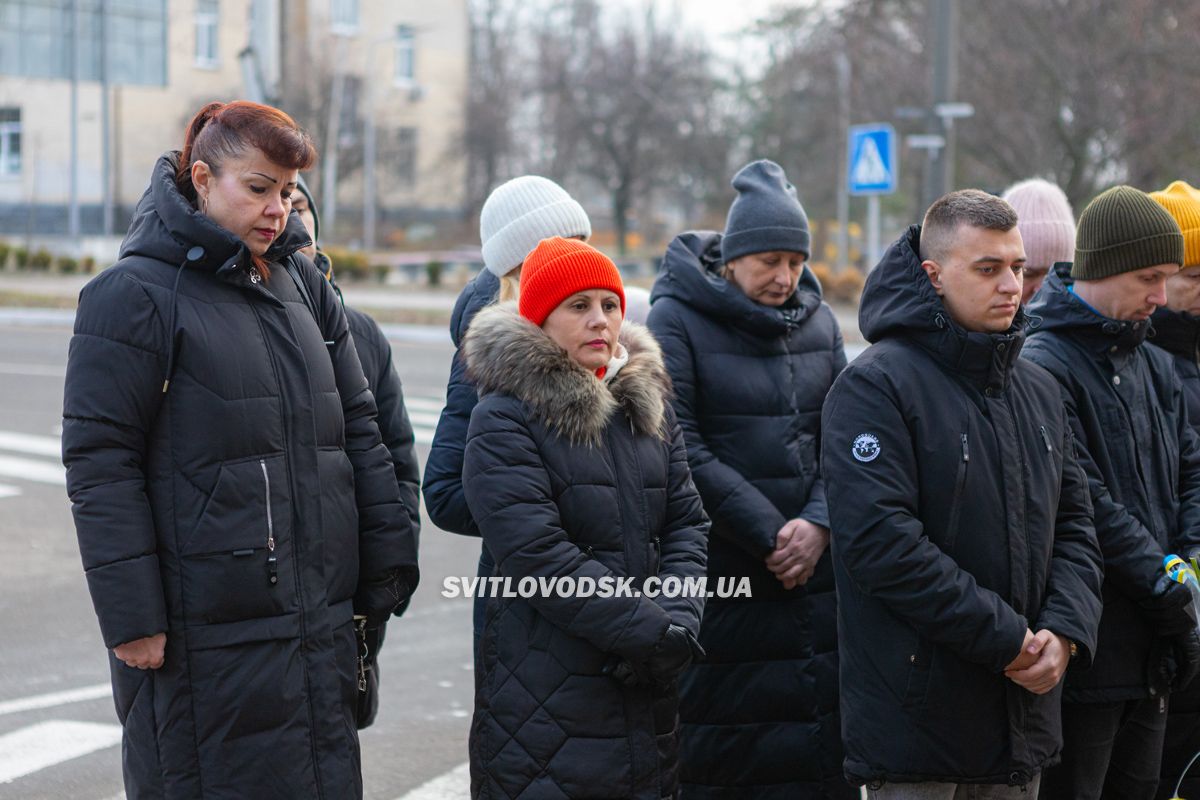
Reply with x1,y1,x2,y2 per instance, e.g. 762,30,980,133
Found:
848,124,897,196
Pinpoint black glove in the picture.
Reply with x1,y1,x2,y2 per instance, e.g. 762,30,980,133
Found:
603,657,650,688
355,565,419,629
1140,576,1197,636
646,624,705,689
1148,629,1200,695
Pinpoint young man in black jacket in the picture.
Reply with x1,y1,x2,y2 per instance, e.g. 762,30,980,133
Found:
822,190,1104,797
1023,185,1200,799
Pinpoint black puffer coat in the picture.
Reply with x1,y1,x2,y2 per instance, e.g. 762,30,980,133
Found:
822,227,1103,785
423,268,500,538
462,304,710,800
1024,264,1200,703
647,231,853,799
62,153,419,799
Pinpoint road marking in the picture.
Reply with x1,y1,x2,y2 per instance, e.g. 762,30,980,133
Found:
0,430,62,458
0,454,65,485
0,484,20,499
0,362,66,377
407,411,442,429
0,720,122,784
393,762,470,800
403,397,446,414
0,683,112,717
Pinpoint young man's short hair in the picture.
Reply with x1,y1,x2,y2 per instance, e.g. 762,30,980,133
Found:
920,189,1019,264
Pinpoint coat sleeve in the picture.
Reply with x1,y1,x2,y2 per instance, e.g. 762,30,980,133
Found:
651,414,710,636
1033,418,1104,668
1058,382,1167,602
463,399,673,661
822,363,1028,673
359,316,421,530
62,271,169,649
310,273,419,615
797,311,848,529
647,300,785,558
422,349,481,536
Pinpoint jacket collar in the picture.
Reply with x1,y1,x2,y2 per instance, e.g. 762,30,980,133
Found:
1026,263,1151,357
650,230,823,337
462,302,671,446
119,151,312,284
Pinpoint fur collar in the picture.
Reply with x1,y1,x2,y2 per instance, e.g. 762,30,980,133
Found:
463,302,671,446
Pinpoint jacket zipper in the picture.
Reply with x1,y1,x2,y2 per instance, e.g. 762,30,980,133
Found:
1039,425,1053,453
946,434,969,550
628,417,655,577
261,459,278,586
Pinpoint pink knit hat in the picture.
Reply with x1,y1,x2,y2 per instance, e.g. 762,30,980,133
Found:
1002,179,1076,269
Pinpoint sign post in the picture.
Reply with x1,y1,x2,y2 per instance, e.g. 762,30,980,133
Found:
847,124,898,268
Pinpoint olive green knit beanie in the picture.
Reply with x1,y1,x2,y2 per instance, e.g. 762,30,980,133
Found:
1072,185,1184,280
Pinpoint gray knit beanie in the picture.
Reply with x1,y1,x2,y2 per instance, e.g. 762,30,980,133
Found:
480,176,591,277
721,160,811,264
1072,185,1184,280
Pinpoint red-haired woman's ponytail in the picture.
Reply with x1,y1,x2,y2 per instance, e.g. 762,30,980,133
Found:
176,102,224,201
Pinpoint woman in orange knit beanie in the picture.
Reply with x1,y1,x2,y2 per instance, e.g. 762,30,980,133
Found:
458,236,711,799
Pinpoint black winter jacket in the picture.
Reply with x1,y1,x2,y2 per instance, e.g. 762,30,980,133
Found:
647,231,854,799
1024,264,1200,702
1153,308,1200,799
62,153,419,799
423,268,499,537
1152,307,1200,430
344,305,421,526
822,227,1103,785
462,304,710,800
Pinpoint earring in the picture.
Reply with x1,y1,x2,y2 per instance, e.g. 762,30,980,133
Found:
199,195,208,215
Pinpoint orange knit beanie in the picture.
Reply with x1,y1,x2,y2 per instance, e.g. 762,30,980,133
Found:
518,237,625,326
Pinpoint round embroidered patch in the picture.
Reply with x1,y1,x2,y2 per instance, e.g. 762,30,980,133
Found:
852,433,881,463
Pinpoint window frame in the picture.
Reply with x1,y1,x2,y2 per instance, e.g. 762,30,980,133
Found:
393,24,416,87
330,0,359,35
194,0,220,69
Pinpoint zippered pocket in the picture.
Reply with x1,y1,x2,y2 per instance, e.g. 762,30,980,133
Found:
260,459,278,587
945,433,969,551
1039,425,1053,454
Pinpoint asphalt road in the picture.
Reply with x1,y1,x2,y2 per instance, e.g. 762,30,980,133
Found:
0,319,482,800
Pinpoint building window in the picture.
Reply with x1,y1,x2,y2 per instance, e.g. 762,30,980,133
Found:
394,25,415,85
0,109,20,178
331,0,358,34
195,0,219,68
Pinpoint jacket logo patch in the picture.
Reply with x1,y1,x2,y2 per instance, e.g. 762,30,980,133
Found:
852,433,881,463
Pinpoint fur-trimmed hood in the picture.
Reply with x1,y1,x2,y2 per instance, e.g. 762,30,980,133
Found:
463,302,671,445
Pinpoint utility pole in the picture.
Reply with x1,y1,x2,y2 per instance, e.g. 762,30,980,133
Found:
926,0,958,208
835,51,851,272
100,0,113,236
68,0,82,241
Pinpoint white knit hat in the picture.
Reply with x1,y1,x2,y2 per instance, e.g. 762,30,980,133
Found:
480,176,591,277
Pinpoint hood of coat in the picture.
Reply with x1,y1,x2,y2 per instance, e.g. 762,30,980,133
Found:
463,302,671,446
119,151,312,276
1025,262,1151,355
860,224,1026,392
1150,306,1200,361
650,230,823,337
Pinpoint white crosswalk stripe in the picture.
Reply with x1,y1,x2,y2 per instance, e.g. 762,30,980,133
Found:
0,394,446,498
0,720,122,784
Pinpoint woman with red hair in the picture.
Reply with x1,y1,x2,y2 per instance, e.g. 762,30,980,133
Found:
62,101,419,799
